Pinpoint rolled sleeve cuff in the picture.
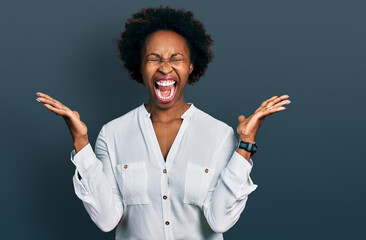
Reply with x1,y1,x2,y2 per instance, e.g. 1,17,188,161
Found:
226,151,254,178
221,151,258,199
70,143,100,184
70,143,98,171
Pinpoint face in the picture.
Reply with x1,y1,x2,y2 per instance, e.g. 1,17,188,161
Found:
140,30,194,109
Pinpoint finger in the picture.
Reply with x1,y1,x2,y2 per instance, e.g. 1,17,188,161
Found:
73,111,80,119
37,96,71,111
266,95,289,107
259,96,278,108
36,92,54,100
238,115,245,122
270,99,291,109
36,92,61,105
37,97,67,110
43,103,68,116
261,106,287,118
273,94,290,103
38,95,58,106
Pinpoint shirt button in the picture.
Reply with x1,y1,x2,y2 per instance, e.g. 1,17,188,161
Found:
205,168,209,173
163,195,167,200
165,221,170,225
124,165,128,169
163,169,167,174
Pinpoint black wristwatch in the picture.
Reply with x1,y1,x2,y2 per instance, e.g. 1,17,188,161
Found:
238,140,257,156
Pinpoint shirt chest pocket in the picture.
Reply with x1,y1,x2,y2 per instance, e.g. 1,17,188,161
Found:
183,162,216,207
114,161,150,205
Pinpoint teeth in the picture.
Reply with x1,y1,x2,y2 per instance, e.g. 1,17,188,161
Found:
156,80,176,86
156,86,175,100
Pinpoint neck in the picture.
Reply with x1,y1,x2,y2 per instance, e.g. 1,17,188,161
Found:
145,99,190,122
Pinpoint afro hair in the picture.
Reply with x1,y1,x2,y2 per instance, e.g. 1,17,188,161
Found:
117,6,214,85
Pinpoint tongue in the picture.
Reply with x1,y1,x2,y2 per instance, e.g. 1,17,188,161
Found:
158,85,174,91
160,90,170,97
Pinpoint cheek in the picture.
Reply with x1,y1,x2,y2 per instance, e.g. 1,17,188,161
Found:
180,67,192,79
140,66,153,84
175,63,190,73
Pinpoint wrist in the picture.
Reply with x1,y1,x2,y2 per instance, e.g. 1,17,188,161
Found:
73,135,89,153
235,148,251,162
239,136,255,144
237,139,257,157
72,133,88,141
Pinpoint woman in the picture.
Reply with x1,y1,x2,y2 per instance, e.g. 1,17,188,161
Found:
36,6,290,239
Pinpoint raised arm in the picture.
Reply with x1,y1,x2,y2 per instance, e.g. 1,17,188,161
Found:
202,128,257,233
202,94,291,233
36,92,123,232
36,92,89,152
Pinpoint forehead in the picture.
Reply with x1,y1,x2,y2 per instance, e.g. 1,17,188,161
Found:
142,30,189,55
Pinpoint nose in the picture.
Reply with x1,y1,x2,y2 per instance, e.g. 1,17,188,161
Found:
158,60,173,74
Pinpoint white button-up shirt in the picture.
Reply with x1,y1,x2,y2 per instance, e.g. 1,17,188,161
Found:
70,103,258,240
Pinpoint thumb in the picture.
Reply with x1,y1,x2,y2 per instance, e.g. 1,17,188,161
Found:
73,111,80,119
238,115,246,122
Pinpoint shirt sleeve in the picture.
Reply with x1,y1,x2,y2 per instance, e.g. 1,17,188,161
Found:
202,127,258,233
70,125,123,232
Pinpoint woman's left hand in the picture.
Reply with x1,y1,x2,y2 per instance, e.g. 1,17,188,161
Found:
237,94,291,142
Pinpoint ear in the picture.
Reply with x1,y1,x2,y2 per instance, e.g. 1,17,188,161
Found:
189,63,194,74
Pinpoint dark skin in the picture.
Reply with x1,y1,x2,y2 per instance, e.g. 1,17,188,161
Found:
140,30,193,160
140,30,291,161
36,30,291,163
149,118,182,161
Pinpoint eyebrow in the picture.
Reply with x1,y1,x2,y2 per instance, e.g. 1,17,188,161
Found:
145,53,184,58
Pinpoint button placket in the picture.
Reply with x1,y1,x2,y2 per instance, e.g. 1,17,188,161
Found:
140,105,195,240
161,164,172,238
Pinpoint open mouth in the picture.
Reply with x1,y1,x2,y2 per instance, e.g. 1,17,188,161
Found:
154,79,177,103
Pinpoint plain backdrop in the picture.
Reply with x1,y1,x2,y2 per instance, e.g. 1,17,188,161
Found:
1,0,365,239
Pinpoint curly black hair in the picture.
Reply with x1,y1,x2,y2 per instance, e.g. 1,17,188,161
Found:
117,6,214,85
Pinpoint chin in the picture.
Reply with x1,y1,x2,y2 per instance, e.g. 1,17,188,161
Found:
153,95,181,109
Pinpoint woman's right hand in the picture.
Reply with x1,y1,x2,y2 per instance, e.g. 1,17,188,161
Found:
36,92,89,152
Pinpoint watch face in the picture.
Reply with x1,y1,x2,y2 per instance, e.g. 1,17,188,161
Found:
239,141,257,153
239,142,246,148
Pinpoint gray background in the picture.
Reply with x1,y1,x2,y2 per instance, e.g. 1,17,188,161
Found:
1,0,365,239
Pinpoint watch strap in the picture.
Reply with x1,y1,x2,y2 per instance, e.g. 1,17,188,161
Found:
238,140,257,156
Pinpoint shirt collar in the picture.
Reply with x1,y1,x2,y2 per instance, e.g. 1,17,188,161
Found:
139,103,195,119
